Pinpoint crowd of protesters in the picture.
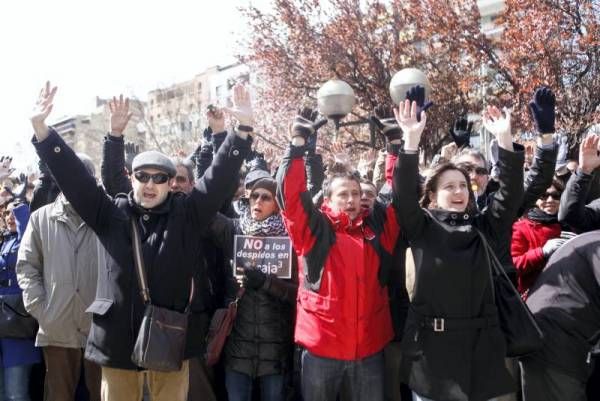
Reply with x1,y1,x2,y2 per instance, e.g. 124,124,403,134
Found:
0,79,598,401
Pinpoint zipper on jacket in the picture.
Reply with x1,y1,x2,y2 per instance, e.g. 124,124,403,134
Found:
156,320,185,331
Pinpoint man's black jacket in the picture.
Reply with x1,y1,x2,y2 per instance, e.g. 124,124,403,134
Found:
34,128,251,369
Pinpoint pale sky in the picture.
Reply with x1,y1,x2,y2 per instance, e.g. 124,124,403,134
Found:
0,0,268,170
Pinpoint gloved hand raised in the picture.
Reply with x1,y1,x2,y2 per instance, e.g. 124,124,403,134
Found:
542,237,566,258
291,107,327,143
370,105,402,142
405,85,433,122
243,268,267,290
450,117,473,148
529,86,556,134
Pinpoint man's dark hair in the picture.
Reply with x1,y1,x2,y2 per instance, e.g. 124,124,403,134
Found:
171,157,194,183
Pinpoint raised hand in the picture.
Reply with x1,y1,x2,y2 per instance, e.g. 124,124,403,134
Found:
223,83,254,127
394,99,427,152
579,134,600,174
291,107,327,146
405,85,433,122
482,105,513,151
31,81,58,141
529,86,556,134
370,105,402,142
0,156,14,180
440,142,458,161
450,116,473,148
357,149,377,178
109,95,133,136
330,141,350,167
206,105,226,134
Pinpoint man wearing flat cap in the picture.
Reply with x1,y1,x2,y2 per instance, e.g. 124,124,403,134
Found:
28,83,256,401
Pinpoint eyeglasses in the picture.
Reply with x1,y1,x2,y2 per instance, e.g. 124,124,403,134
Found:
250,192,273,202
175,175,190,184
540,191,561,200
134,171,170,184
457,163,488,176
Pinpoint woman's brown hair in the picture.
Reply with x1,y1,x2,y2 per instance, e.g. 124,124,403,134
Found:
420,162,477,214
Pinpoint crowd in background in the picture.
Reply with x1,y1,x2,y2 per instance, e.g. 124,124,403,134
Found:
0,81,598,401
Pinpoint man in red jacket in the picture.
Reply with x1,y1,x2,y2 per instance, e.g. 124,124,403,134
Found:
275,110,401,401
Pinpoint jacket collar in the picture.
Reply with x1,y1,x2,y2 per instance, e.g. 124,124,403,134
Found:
320,203,372,236
127,191,172,215
428,208,473,226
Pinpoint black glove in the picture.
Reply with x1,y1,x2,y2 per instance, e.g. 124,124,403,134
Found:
7,174,28,205
450,117,473,148
243,268,267,290
529,86,555,134
124,142,140,173
370,105,402,142
405,85,433,122
291,107,327,142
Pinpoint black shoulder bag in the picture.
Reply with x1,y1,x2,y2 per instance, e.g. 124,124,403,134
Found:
477,229,544,357
0,294,38,339
130,219,194,371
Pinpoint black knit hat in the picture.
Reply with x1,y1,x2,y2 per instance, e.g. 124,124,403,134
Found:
250,178,277,198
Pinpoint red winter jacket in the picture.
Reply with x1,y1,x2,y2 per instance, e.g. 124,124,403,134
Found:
276,146,399,360
511,217,561,296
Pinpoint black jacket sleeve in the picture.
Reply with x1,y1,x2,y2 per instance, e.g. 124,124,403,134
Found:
519,143,558,215
392,151,426,241
29,162,60,212
558,170,600,233
101,134,132,197
305,151,325,198
33,129,120,235
185,132,251,227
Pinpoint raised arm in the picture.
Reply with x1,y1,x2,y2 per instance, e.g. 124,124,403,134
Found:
558,135,600,232
101,95,134,196
30,82,119,234
392,95,428,241
186,84,253,224
520,87,558,214
481,106,525,232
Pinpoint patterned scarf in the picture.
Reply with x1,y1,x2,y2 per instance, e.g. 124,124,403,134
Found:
238,202,287,237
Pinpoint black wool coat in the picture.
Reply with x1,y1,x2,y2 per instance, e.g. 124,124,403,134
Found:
392,147,524,401
34,129,251,369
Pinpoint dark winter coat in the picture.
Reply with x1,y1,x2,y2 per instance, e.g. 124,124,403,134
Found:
393,147,524,401
558,169,600,233
34,128,251,369
209,213,297,377
525,230,600,381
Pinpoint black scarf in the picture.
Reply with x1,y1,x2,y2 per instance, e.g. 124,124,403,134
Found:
527,208,558,224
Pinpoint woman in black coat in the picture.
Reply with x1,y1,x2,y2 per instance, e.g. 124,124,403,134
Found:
392,100,524,401
208,178,297,401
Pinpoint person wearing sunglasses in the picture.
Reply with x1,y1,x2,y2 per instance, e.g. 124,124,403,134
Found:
29,82,254,401
511,179,569,298
207,177,297,401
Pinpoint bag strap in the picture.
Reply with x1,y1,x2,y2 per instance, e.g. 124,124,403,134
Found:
131,218,196,310
130,218,151,304
475,229,520,300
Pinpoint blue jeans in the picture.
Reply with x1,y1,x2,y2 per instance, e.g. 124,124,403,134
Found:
301,350,384,401
0,364,32,401
225,369,285,401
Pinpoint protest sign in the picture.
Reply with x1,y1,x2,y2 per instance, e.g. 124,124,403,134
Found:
233,235,292,279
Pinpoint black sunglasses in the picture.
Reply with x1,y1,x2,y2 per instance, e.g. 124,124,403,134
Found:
134,171,170,184
540,191,561,200
250,192,273,202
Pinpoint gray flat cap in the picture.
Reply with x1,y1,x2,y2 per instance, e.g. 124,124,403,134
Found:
132,151,177,177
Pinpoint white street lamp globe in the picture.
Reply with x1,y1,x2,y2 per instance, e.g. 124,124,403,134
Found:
389,68,431,105
317,79,356,120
